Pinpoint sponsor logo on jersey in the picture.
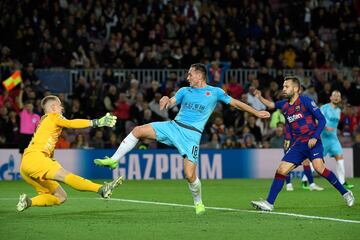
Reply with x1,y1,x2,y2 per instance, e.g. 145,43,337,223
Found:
287,113,303,123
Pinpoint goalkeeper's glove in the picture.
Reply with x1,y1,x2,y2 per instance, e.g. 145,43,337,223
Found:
92,113,117,127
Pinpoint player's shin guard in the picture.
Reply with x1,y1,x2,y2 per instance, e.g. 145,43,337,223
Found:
188,177,202,204
266,173,286,205
64,173,101,193
320,168,347,195
303,165,314,184
32,194,61,206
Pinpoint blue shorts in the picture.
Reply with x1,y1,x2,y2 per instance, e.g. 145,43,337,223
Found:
151,121,201,163
322,137,343,157
282,140,324,165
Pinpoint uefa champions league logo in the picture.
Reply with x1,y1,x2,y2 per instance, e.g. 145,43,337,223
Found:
0,154,21,180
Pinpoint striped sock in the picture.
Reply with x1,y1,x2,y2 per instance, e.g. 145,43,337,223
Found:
267,173,286,205
320,168,347,195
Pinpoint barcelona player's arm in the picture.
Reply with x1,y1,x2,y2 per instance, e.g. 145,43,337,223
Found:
303,96,326,148
54,113,117,128
229,97,270,119
253,89,275,109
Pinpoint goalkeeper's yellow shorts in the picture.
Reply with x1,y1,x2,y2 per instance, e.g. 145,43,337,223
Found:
20,151,62,194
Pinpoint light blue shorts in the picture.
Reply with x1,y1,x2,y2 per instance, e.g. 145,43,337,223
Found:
322,137,343,157
151,121,201,163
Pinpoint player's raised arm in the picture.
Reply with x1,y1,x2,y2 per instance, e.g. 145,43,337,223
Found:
229,97,270,119
41,95,117,128
253,89,275,109
55,113,117,128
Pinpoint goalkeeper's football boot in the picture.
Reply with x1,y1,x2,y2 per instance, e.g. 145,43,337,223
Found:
195,202,205,215
17,193,32,212
251,200,274,211
100,176,124,199
94,156,118,169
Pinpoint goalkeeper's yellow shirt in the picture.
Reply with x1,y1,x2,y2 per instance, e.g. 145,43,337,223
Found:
24,113,91,157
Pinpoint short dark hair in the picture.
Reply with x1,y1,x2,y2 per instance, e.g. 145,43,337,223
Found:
40,95,59,109
284,75,301,88
190,63,207,79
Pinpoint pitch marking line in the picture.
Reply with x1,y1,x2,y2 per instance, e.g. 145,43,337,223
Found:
1,197,359,224
103,197,360,224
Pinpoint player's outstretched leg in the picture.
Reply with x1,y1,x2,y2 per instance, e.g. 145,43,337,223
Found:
314,159,355,207
251,172,285,211
94,131,141,169
185,159,205,215
99,176,124,199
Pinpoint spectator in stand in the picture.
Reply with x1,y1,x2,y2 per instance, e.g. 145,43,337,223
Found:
318,82,332,105
269,126,285,148
105,132,119,149
71,133,89,149
246,115,263,143
56,130,71,149
103,85,118,112
206,61,230,87
223,77,244,100
90,129,105,149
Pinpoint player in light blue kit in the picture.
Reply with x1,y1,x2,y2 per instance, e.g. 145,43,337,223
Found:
321,90,354,189
94,63,270,215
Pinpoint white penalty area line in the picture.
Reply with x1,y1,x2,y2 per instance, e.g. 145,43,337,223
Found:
100,197,360,224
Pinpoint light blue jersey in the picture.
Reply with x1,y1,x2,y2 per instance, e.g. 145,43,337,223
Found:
151,85,231,163
320,103,341,139
175,85,231,132
320,103,343,157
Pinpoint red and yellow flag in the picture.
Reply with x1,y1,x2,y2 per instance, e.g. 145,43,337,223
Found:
2,70,22,91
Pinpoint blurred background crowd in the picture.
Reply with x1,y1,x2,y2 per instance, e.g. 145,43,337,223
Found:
1,0,360,151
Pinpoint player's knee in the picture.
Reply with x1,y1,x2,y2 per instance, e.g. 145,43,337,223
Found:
184,171,196,182
276,167,288,176
132,126,143,138
312,163,324,174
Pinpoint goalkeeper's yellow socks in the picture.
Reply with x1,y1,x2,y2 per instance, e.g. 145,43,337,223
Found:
32,194,60,206
64,173,101,193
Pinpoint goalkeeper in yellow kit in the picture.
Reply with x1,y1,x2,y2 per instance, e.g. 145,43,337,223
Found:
16,95,123,212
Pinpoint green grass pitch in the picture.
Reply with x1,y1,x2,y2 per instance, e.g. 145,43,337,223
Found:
1,178,359,240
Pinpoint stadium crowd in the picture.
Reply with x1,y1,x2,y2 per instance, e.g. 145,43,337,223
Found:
1,0,360,150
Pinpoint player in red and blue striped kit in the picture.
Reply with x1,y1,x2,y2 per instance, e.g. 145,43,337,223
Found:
251,76,355,211
283,122,324,192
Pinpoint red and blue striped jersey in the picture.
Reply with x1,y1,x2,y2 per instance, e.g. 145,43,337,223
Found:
275,95,326,143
